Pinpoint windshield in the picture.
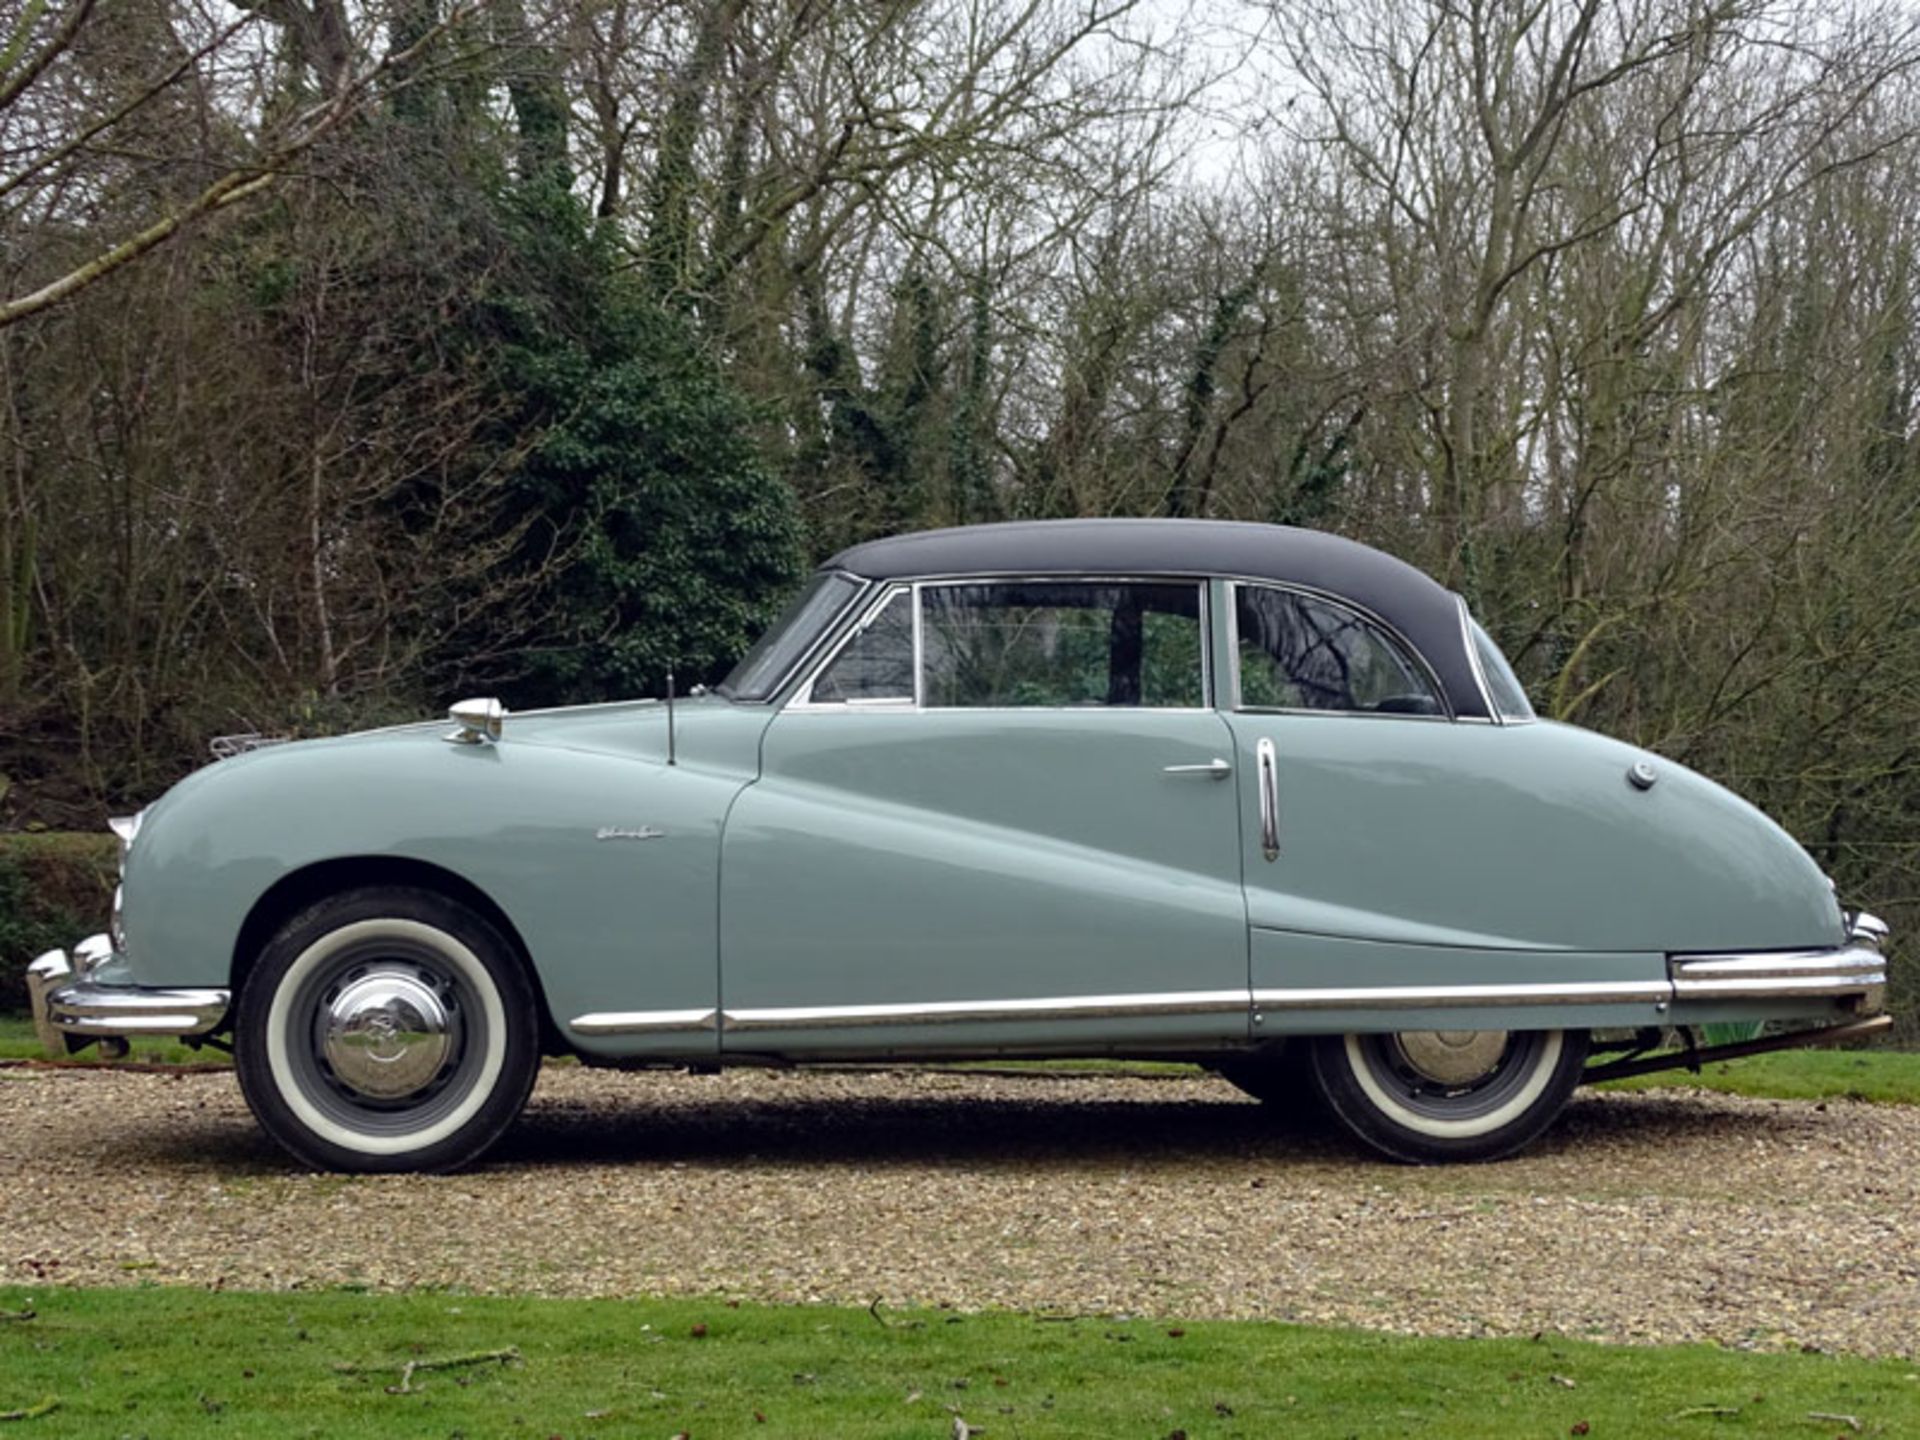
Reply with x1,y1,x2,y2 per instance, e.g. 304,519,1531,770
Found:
1468,616,1537,722
719,571,864,700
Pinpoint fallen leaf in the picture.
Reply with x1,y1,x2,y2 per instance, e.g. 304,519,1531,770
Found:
690,1324,708,1339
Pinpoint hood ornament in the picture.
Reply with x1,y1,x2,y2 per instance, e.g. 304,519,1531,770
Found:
444,697,506,746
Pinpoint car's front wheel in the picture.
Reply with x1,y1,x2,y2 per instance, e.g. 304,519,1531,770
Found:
235,886,539,1173
1306,1027,1588,1164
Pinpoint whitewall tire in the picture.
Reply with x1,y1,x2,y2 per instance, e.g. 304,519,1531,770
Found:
1307,1027,1588,1163
236,886,539,1173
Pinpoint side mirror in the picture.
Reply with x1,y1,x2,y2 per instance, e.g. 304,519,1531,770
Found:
444,696,506,746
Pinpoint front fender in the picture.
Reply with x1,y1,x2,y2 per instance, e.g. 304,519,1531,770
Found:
120,719,762,1049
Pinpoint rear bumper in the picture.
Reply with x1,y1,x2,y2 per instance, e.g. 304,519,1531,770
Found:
1669,911,1890,1013
25,934,230,1056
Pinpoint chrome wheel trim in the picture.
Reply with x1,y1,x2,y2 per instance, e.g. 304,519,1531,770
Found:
1392,1030,1510,1087
1344,1029,1563,1140
264,919,507,1157
320,969,456,1101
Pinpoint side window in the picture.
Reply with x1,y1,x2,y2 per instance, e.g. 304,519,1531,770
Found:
809,590,914,703
1235,586,1441,715
921,582,1204,708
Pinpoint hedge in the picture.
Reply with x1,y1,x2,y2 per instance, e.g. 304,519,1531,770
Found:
0,832,116,1013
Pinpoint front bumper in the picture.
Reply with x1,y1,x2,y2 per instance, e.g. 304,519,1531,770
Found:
1669,910,1891,1013
25,934,230,1057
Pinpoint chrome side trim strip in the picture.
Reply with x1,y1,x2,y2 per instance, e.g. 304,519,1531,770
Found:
571,1009,721,1036
721,991,1251,1032
568,939,1890,1040
1252,981,1673,1010
1670,945,1887,1005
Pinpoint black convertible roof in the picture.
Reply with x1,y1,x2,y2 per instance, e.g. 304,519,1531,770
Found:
828,520,1490,718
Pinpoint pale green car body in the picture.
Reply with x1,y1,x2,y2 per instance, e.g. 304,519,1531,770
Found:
108,685,1853,1057
30,520,1890,1166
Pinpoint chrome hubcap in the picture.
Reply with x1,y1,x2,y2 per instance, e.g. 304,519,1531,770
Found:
321,970,453,1100
1392,1030,1509,1087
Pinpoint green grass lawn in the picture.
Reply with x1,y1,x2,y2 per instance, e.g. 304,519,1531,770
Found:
0,1286,1914,1439
1593,1046,1920,1105
0,1013,216,1066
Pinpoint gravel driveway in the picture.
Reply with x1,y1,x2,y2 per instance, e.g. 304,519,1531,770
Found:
3,1064,1914,1357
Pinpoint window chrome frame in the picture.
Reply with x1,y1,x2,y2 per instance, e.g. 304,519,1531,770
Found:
785,582,917,711
1224,578,1455,721
783,573,1216,714
1456,596,1536,726
1457,594,1502,726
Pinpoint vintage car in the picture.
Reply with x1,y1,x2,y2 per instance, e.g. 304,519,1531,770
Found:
28,520,1892,1170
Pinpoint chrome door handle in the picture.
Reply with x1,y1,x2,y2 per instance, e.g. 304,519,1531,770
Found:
1256,737,1279,860
1163,758,1233,779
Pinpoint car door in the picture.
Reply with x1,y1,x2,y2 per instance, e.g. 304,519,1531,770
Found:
1220,581,1671,1030
718,577,1252,1054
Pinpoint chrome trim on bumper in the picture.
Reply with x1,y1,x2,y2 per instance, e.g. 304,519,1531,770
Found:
25,950,71,1055
1848,910,1890,951
25,935,230,1054
1670,944,1887,1009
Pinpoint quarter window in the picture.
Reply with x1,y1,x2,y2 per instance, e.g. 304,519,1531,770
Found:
1468,616,1537,722
921,582,1204,709
809,590,914,703
1234,586,1441,715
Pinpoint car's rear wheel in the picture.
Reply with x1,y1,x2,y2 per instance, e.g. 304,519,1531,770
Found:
235,886,539,1173
1306,1027,1587,1163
